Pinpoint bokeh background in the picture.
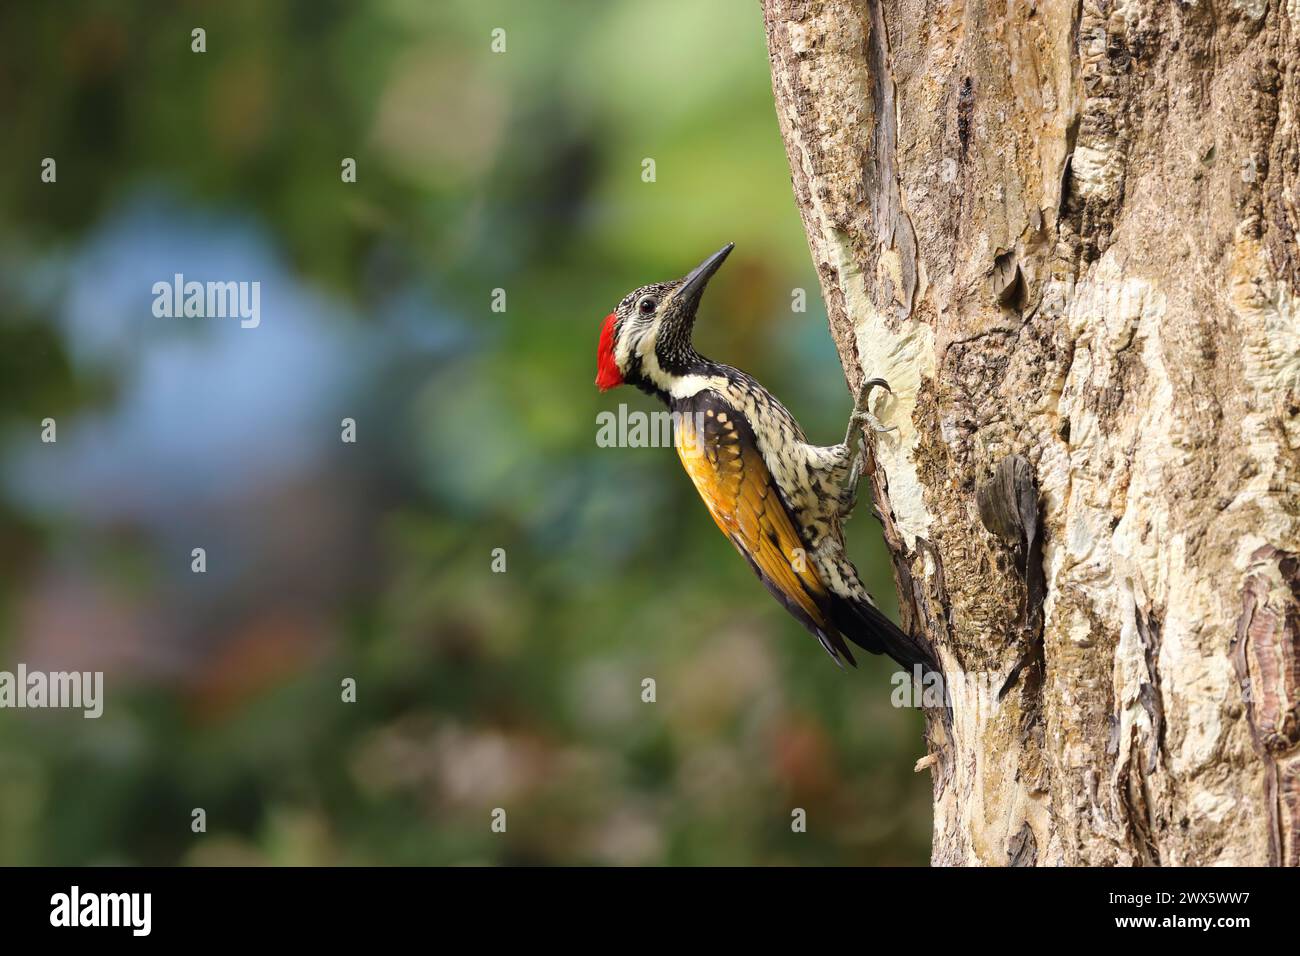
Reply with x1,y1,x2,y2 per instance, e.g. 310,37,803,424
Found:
0,0,930,865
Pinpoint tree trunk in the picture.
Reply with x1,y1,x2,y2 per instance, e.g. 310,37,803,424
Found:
762,0,1300,865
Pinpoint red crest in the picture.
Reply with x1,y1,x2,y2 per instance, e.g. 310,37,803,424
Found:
595,312,623,390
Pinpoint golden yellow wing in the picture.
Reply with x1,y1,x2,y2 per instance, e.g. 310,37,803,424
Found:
675,398,840,647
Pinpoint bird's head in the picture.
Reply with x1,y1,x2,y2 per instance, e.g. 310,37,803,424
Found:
596,243,734,394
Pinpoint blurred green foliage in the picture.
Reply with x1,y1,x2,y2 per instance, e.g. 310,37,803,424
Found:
0,0,931,865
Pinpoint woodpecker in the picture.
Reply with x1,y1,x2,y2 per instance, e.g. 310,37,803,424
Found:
596,243,935,671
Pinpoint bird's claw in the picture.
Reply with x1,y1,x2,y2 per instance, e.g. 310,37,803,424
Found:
850,376,897,435
851,410,898,435
839,375,895,520
857,378,895,431
857,376,893,403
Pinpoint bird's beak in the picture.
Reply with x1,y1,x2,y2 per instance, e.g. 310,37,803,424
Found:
675,243,734,311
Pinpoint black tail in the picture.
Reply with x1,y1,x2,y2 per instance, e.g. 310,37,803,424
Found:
829,594,937,675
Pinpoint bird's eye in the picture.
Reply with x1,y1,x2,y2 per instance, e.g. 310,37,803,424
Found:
638,297,657,315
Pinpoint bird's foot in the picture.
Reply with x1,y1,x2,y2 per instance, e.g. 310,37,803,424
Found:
850,376,897,436
838,376,895,520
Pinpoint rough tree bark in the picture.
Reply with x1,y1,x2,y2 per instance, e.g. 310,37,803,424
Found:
763,0,1300,865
